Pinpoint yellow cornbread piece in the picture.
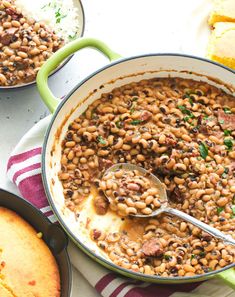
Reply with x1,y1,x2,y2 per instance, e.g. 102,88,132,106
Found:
209,0,235,26
207,22,235,70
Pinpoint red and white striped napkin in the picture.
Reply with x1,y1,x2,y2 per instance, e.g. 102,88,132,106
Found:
7,115,234,297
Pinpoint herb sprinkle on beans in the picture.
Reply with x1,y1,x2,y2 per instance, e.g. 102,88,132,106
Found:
59,77,235,277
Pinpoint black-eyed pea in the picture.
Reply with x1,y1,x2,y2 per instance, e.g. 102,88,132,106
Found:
131,264,139,272
209,259,218,270
122,144,131,151
180,222,187,232
191,258,198,266
181,134,192,142
153,198,161,208
84,149,95,157
67,150,74,160
106,232,121,243
178,269,185,276
230,185,235,193
149,219,159,226
145,195,154,205
144,265,154,275
166,158,175,169
142,132,152,140
126,248,135,256
65,141,76,148
139,139,148,148
216,197,228,207
147,188,158,195
195,189,205,199
59,172,70,180
228,151,235,159
144,224,157,233
137,154,145,161
135,201,146,209
98,149,109,156
117,203,127,212
72,157,79,165
192,227,201,236
199,258,208,266
3,21,11,28
168,256,177,266
130,149,139,155
182,199,189,210
126,198,135,207
113,138,123,149
219,259,227,267
174,163,187,171
183,264,196,273
158,134,166,144
126,207,137,215
141,207,152,215
174,176,185,185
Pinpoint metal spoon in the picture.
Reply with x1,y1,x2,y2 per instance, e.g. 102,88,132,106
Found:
104,163,235,246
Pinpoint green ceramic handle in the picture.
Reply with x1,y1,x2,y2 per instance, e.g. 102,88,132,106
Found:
217,268,235,290
36,38,121,113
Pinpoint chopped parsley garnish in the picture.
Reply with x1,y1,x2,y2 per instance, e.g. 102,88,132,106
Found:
178,105,194,118
223,107,232,114
221,167,229,178
130,103,136,114
199,142,208,160
163,254,172,261
203,114,209,120
131,97,139,101
231,205,235,215
97,135,106,145
55,8,67,23
217,207,224,215
189,98,194,106
68,33,77,41
219,119,224,124
130,119,142,125
224,138,233,151
191,254,196,259
116,121,122,128
224,129,231,136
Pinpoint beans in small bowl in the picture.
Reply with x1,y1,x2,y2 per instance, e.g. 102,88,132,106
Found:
0,0,64,86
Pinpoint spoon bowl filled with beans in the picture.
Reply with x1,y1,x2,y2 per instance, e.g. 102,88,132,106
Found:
101,163,168,217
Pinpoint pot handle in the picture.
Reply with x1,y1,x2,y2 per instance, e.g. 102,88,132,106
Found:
216,268,235,290
36,38,121,113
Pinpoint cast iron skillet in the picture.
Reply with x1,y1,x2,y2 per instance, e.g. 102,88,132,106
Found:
0,188,71,297
0,0,85,90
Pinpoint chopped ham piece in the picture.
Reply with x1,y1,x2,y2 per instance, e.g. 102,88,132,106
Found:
218,110,235,131
0,27,18,45
140,110,152,121
142,237,164,257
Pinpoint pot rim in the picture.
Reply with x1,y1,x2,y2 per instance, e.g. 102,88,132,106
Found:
42,52,235,282
0,0,85,90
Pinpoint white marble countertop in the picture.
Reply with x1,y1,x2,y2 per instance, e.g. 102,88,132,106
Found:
0,1,209,296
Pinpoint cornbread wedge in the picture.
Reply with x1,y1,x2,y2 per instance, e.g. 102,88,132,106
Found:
0,207,60,297
209,0,235,26
206,22,235,70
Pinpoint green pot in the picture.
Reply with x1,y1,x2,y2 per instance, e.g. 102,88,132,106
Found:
37,37,235,289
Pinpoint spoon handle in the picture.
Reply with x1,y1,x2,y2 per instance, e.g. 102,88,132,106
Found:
165,207,235,246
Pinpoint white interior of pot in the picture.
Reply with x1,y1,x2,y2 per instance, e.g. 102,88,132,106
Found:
44,55,235,264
